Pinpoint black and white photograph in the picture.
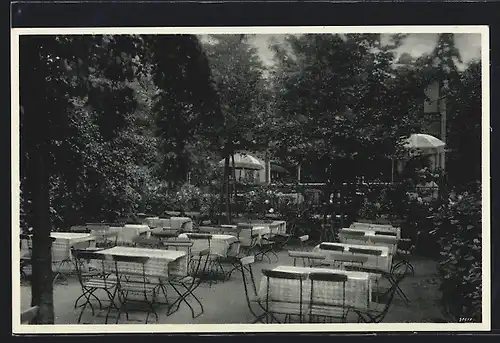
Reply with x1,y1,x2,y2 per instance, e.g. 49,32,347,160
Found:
12,26,489,332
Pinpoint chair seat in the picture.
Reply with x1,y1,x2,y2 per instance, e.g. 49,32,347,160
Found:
309,304,348,317
85,277,117,289
367,301,386,313
266,301,309,315
118,281,160,292
270,234,290,242
248,294,260,303
170,275,194,284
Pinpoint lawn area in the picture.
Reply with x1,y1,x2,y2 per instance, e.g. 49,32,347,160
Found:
20,247,448,324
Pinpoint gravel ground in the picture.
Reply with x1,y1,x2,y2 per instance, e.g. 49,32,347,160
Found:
19,247,447,325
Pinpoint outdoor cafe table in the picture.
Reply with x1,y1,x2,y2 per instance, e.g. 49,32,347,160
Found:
118,224,150,244
178,233,240,257
144,216,160,228
257,265,372,312
96,246,188,278
339,228,399,254
144,217,193,231
237,224,270,247
349,223,401,239
239,221,286,236
50,232,97,279
261,221,287,235
170,217,193,231
51,232,96,262
312,242,392,272
87,224,121,246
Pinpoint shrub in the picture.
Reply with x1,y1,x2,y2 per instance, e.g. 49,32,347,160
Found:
430,185,482,322
199,192,221,221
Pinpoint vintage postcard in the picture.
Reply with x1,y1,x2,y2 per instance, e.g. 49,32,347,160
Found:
11,25,490,333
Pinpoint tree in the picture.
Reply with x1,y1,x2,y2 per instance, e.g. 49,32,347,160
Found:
20,34,144,322
19,34,220,323
446,60,482,187
20,35,68,324
270,33,427,226
141,35,222,189
203,34,269,222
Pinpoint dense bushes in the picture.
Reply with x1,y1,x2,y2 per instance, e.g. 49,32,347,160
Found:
356,178,482,322
430,184,482,322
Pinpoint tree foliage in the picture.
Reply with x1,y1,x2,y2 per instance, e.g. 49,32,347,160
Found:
270,34,427,186
19,34,221,323
202,34,270,221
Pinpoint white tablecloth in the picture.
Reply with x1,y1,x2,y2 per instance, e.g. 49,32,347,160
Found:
96,246,188,278
171,217,193,230
144,217,160,227
143,217,193,231
238,225,270,247
350,222,401,238
178,233,240,257
50,232,96,262
339,228,399,254
312,242,391,272
257,265,371,311
273,221,287,235
118,224,150,243
259,221,287,235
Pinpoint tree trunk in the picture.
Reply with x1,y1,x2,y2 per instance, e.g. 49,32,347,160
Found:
231,153,238,220
30,145,55,324
218,158,227,224
225,154,232,223
264,149,270,184
324,179,334,242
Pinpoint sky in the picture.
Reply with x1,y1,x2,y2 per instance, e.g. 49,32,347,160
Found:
246,33,482,68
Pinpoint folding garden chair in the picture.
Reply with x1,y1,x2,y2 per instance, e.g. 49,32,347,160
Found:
150,228,181,241
254,232,278,264
320,254,369,270
71,248,118,324
132,236,161,249
344,264,410,306
87,223,117,248
162,238,196,295
308,272,350,323
318,243,345,252
349,267,406,323
166,247,210,319
212,226,245,280
345,247,383,290
112,254,163,324
375,231,397,237
298,235,310,250
392,238,416,276
339,230,367,244
70,225,91,233
235,255,280,323
198,226,223,234
260,269,309,323
269,231,291,256
238,255,264,322
236,223,260,257
368,235,399,254
184,232,223,285
288,251,326,267
348,247,383,257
